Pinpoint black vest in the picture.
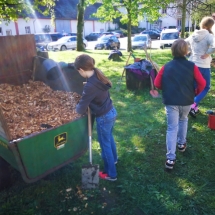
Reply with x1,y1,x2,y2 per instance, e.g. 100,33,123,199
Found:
162,57,195,105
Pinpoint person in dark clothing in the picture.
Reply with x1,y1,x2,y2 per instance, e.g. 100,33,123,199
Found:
154,39,206,169
74,54,118,181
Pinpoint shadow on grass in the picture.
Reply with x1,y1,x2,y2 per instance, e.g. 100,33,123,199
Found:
1,51,215,215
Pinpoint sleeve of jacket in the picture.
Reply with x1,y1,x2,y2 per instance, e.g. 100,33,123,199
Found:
154,66,165,90
206,34,215,54
194,65,206,95
76,83,96,114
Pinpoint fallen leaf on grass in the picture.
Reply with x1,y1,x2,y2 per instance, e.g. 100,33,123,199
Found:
66,188,72,192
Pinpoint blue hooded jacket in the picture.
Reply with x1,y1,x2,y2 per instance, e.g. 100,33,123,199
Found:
76,72,113,117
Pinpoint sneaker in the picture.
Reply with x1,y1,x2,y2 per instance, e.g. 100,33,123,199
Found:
165,159,175,169
195,109,200,115
178,143,187,152
189,108,197,118
99,171,107,178
99,172,117,181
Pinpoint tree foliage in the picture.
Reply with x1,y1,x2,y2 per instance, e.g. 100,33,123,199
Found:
191,0,215,23
0,0,56,23
165,0,215,38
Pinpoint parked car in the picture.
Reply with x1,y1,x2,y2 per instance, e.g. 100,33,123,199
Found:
85,32,103,41
47,36,88,51
111,32,121,38
132,34,152,49
94,35,120,50
168,26,177,29
160,29,179,49
62,32,77,36
101,32,114,36
140,30,160,39
151,29,161,34
34,32,64,50
114,30,124,38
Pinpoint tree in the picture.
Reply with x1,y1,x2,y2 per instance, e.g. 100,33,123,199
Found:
191,0,215,26
165,0,215,38
88,0,172,51
77,0,86,51
0,0,56,23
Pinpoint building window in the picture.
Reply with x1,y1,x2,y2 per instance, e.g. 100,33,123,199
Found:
177,8,182,15
6,30,12,36
177,19,182,26
0,27,2,35
25,26,31,34
162,8,167,14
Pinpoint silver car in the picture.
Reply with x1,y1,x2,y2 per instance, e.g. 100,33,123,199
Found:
132,34,152,49
47,36,88,51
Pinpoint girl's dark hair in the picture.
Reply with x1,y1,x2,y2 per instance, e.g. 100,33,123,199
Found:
200,16,214,34
74,54,112,86
171,39,188,57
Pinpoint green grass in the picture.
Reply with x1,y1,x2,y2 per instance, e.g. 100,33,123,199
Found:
1,49,215,215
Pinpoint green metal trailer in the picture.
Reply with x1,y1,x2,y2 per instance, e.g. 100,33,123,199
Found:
0,35,88,188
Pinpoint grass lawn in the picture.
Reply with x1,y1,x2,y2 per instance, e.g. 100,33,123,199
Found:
1,49,215,215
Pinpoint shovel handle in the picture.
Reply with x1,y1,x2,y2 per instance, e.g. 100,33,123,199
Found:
150,76,155,91
121,51,132,78
88,107,92,164
144,48,159,73
88,107,92,136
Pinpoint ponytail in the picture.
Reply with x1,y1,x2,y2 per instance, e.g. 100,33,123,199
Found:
94,68,112,86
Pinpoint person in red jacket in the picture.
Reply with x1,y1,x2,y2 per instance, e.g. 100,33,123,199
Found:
154,39,206,169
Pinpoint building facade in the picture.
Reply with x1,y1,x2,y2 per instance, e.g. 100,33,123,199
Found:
0,0,118,37
138,5,192,30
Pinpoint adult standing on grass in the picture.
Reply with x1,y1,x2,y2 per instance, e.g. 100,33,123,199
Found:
74,54,118,181
154,39,206,169
185,16,215,118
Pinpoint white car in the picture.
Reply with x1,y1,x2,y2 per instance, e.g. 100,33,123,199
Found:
160,29,179,49
47,36,88,51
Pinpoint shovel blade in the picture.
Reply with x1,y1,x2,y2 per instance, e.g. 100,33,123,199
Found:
82,164,99,189
150,90,160,98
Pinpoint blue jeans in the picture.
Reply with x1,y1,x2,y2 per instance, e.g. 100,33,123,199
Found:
194,67,210,105
165,105,191,160
96,107,117,178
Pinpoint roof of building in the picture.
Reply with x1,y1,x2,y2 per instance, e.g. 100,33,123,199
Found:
31,0,101,20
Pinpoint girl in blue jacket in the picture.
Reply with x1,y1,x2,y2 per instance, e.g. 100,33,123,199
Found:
74,54,118,181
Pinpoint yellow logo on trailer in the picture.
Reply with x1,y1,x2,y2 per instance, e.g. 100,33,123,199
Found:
0,140,8,149
54,132,67,149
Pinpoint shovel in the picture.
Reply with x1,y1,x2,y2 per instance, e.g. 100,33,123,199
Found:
144,48,160,98
149,75,160,98
82,107,99,189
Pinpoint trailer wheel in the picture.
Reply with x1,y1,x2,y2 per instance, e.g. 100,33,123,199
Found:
0,157,12,191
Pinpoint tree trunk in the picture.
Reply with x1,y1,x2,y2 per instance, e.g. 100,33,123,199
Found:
181,0,187,38
77,0,85,51
127,6,132,52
